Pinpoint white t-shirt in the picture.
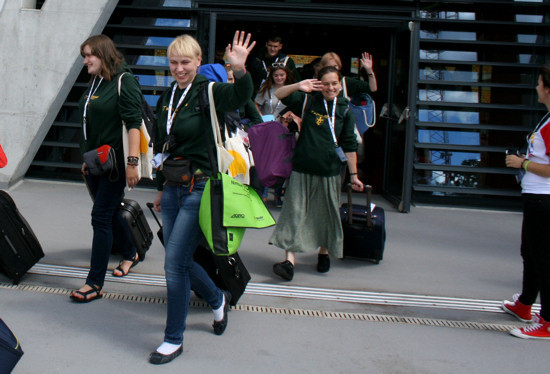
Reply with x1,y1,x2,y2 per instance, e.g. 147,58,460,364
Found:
254,86,286,118
522,113,550,194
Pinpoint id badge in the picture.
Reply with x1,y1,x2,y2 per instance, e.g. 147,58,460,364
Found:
515,169,525,184
335,146,347,162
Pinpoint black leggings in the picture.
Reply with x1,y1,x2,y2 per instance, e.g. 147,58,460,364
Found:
519,193,550,320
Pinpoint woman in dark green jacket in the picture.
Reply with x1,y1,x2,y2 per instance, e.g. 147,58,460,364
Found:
70,35,142,303
269,66,365,281
148,31,255,365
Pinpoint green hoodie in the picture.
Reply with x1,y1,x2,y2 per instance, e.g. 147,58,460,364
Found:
282,91,357,177
154,72,254,190
78,64,143,163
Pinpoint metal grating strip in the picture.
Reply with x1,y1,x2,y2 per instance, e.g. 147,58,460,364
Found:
26,263,542,314
0,282,523,333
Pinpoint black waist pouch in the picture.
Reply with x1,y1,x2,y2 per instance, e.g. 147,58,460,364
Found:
162,158,193,185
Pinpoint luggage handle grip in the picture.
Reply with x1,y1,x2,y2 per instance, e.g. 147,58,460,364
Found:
146,202,162,229
3,234,20,257
346,183,373,228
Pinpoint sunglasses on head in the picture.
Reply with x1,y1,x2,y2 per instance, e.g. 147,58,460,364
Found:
272,62,286,68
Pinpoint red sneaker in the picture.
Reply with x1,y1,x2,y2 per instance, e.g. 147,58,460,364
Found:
502,293,533,322
510,314,550,340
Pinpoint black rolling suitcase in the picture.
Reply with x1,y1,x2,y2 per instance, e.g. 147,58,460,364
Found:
0,190,44,284
0,319,24,373
147,203,251,306
340,184,385,263
83,176,153,261
119,199,153,261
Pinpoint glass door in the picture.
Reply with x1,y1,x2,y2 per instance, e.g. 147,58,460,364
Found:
381,24,414,211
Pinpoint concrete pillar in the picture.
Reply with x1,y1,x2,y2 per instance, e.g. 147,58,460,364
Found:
0,0,118,189
20,0,36,9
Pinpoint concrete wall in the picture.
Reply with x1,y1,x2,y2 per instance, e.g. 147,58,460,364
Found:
0,0,118,188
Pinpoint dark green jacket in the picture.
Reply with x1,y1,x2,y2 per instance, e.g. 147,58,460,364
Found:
79,65,142,163
155,72,254,189
242,99,263,126
282,91,357,177
218,99,263,132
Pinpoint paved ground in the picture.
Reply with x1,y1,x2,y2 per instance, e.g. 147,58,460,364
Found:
1,179,549,373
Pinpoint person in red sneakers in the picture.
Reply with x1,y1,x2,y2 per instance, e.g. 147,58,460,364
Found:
504,62,550,339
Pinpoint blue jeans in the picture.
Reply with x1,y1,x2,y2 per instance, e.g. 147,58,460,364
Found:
85,170,136,288
161,182,223,344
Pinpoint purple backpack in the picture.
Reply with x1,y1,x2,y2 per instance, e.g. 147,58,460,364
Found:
248,121,296,188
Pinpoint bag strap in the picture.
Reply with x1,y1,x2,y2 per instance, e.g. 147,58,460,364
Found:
301,93,313,123
117,72,127,97
207,82,225,148
342,77,349,101
199,82,220,175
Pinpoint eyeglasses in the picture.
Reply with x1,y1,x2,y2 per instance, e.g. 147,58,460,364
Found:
272,62,286,68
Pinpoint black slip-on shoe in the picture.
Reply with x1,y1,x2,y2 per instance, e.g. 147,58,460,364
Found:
149,345,183,365
213,290,232,335
273,260,294,281
317,254,330,273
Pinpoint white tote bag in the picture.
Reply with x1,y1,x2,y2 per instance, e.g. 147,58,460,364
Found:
118,73,154,184
206,82,234,174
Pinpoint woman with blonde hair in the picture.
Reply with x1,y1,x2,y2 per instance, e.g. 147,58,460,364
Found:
149,31,255,364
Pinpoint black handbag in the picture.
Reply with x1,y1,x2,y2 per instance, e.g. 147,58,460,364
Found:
83,144,115,176
193,244,251,306
161,158,193,185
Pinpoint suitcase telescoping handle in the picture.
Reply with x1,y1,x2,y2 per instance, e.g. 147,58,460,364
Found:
146,202,162,229
346,183,373,228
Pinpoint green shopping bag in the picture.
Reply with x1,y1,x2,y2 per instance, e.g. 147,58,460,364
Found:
199,172,275,255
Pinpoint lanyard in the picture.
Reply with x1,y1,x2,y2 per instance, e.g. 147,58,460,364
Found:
83,76,103,141
526,112,550,150
167,83,192,134
323,98,338,145
270,90,280,113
